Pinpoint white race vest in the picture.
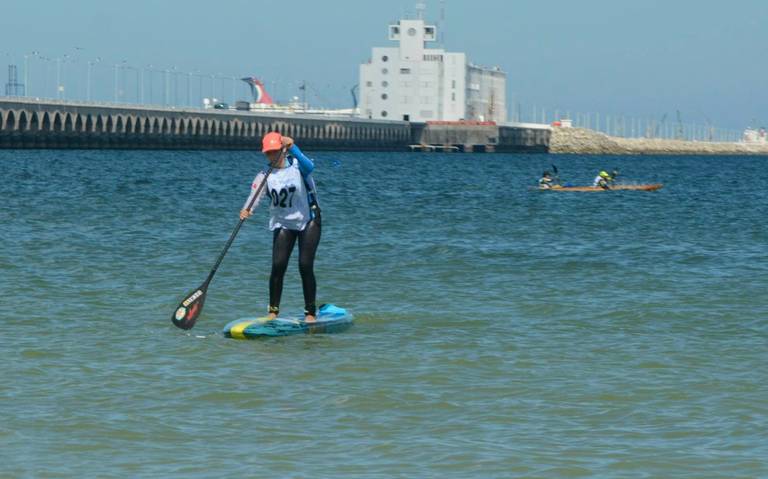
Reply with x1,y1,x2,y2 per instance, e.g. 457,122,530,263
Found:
266,160,311,231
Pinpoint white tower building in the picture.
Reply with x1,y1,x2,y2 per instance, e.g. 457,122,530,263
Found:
359,8,506,123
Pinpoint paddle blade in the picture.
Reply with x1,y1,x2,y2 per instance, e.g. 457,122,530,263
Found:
172,286,208,330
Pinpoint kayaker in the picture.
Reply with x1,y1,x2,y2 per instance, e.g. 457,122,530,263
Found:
239,133,322,323
593,170,613,189
539,171,556,189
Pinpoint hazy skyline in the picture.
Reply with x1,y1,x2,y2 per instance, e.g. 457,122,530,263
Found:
1,0,765,129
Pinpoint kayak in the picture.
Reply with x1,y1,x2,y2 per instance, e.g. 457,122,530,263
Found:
544,184,663,192
222,304,353,339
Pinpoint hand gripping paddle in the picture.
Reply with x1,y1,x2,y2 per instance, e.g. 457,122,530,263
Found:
172,165,275,330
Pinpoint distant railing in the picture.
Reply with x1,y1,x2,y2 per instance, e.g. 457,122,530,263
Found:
508,105,747,143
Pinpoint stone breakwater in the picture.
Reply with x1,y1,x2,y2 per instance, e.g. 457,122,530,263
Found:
550,127,768,155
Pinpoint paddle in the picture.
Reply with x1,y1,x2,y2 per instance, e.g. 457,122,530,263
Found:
551,164,560,184
172,159,278,330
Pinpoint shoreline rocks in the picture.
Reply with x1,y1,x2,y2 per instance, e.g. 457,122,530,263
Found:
550,127,768,155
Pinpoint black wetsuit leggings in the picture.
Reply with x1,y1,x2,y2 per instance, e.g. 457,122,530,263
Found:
269,216,321,316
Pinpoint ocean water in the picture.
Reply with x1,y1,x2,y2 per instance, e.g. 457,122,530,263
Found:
1,149,767,478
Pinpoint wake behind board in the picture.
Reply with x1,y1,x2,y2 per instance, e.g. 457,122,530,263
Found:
223,304,353,339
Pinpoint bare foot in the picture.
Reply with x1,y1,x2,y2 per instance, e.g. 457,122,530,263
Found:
304,315,317,323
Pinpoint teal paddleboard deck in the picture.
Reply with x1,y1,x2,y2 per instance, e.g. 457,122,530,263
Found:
223,304,353,339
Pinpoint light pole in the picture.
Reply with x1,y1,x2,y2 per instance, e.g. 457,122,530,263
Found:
113,60,126,103
139,66,145,104
87,57,101,102
24,51,39,97
193,71,204,107
56,56,62,100
163,68,170,106
171,67,178,107
123,64,139,103
36,55,50,98
113,63,118,102
146,65,154,104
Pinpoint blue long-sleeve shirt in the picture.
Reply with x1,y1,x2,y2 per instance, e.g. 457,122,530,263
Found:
289,144,314,178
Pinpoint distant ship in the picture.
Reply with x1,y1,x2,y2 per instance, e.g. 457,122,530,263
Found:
203,77,356,117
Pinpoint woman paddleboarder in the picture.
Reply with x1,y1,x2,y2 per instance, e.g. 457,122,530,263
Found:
240,133,321,322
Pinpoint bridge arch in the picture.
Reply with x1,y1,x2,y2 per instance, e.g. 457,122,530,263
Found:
74,114,83,133
29,111,40,132
40,111,51,132
18,111,29,131
115,115,124,134
62,112,72,133
52,112,63,132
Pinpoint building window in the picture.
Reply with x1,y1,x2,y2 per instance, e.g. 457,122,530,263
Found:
382,68,388,75
407,27,417,36
381,110,388,117
452,80,456,89
451,92,456,101
382,55,389,62
400,68,411,74
382,81,388,87
381,93,388,100
366,81,373,87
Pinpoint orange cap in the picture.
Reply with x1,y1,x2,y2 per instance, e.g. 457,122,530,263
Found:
261,132,283,152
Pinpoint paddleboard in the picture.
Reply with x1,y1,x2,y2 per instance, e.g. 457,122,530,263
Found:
223,304,353,339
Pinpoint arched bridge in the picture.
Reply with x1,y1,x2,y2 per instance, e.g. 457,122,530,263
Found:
0,98,549,152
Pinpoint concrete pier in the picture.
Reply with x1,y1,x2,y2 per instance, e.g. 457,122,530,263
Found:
550,126,768,155
0,98,550,152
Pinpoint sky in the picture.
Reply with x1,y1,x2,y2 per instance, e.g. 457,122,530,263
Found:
1,0,766,130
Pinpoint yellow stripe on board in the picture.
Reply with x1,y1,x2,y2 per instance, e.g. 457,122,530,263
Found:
229,317,271,339
229,320,255,340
